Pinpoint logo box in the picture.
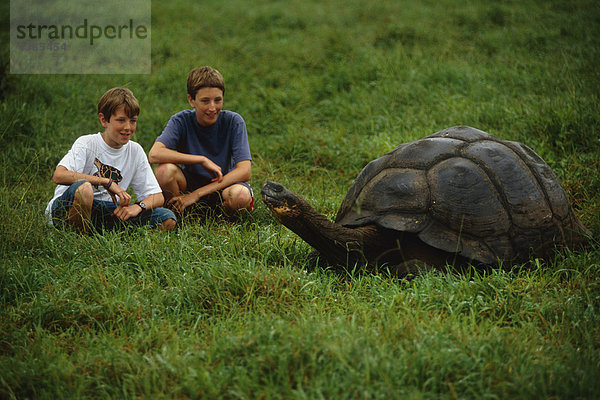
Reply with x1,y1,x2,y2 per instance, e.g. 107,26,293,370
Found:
10,0,151,74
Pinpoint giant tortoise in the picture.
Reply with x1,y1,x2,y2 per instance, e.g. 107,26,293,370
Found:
261,126,590,275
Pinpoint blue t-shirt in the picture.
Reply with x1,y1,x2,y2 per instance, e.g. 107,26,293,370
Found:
156,109,251,185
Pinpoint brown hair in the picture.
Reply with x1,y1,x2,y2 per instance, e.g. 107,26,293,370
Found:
97,87,140,121
187,66,225,99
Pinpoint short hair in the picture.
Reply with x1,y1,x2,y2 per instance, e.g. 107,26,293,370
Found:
97,87,140,121
187,66,225,99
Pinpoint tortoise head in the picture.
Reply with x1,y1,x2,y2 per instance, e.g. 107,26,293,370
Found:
261,181,306,223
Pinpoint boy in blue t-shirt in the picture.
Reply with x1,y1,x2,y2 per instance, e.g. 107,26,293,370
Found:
149,66,253,215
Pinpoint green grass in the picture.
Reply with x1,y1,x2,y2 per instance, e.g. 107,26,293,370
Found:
1,0,599,398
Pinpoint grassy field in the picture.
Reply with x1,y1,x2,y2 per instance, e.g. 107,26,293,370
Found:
1,0,599,398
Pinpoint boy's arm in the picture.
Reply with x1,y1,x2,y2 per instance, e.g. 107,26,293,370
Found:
52,165,131,205
191,160,251,197
112,192,164,221
148,141,223,180
53,165,110,187
168,160,251,211
138,192,165,210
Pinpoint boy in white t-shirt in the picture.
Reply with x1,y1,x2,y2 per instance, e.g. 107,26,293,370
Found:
45,87,176,233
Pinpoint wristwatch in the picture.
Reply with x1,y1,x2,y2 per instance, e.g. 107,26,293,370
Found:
136,201,146,212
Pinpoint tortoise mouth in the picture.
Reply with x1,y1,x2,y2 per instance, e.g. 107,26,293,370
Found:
261,181,303,219
261,193,279,210
261,181,285,206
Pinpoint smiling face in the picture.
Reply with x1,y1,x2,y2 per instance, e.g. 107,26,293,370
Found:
188,87,223,127
99,106,138,149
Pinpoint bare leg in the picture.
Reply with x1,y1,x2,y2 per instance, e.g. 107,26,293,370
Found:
222,184,253,215
154,163,187,204
67,181,94,233
158,218,177,231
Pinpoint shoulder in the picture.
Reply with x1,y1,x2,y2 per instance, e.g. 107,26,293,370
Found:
69,132,102,150
72,132,101,144
220,110,245,124
169,109,196,123
163,109,196,135
218,111,246,134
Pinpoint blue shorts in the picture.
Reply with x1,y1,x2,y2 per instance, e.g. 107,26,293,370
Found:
51,180,176,231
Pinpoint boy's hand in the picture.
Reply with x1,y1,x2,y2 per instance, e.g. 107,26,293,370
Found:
168,193,196,213
112,204,142,221
107,182,131,205
200,157,223,182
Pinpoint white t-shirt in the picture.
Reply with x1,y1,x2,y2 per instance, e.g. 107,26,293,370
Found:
45,133,161,221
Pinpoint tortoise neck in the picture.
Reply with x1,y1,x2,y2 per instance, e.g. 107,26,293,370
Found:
286,203,381,265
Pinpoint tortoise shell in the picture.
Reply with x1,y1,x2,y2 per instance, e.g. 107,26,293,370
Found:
335,126,589,264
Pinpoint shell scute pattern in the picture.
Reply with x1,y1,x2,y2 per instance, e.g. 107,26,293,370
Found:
335,126,587,264
462,141,553,229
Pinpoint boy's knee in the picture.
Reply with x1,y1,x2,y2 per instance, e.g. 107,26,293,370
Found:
155,163,180,182
160,218,177,231
74,181,94,205
223,185,252,211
